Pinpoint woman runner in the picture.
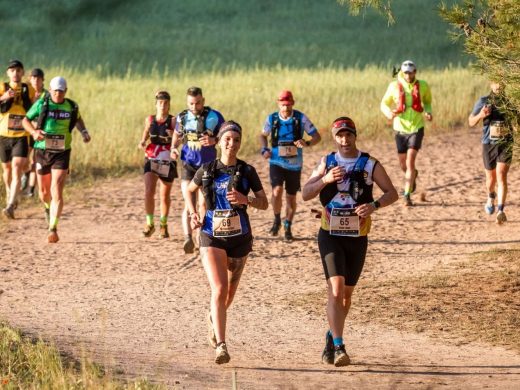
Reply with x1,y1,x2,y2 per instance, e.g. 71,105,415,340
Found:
138,91,178,238
186,120,268,364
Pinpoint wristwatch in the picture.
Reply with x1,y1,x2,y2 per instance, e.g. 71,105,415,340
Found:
372,200,381,209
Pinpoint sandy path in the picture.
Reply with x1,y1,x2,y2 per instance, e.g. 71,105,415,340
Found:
1,128,520,389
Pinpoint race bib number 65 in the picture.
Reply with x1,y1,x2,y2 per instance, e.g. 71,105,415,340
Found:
329,208,360,237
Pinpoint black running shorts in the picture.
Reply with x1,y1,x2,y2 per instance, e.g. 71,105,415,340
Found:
0,136,29,162
318,228,368,286
181,161,199,181
143,158,178,183
395,127,424,154
482,142,513,170
269,164,301,195
35,148,71,175
200,231,253,258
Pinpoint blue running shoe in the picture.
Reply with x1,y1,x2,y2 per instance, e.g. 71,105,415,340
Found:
484,201,495,215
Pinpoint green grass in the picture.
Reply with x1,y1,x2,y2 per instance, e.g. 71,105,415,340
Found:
1,0,465,74
0,323,164,389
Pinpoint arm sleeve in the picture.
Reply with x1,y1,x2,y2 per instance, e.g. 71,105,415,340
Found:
380,82,395,117
421,81,432,113
302,114,318,136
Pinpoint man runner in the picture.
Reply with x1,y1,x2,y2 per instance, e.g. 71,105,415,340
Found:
22,76,91,243
380,60,432,206
0,60,36,218
259,90,321,240
170,86,224,253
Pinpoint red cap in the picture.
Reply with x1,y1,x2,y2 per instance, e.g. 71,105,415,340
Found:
277,90,294,104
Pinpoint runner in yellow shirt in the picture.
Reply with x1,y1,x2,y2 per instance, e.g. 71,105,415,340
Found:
0,60,36,218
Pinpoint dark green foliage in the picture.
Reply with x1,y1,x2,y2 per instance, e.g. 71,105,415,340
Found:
0,0,466,75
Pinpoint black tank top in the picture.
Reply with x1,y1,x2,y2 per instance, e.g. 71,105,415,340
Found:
149,115,174,146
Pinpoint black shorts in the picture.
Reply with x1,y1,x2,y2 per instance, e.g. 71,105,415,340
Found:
143,158,178,183
269,164,301,195
200,231,253,258
0,136,29,162
318,228,368,286
35,148,71,175
395,128,424,154
482,141,513,170
181,161,199,181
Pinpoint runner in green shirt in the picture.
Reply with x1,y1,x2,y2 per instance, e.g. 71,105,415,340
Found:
22,76,91,243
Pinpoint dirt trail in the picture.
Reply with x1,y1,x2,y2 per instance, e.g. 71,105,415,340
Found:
1,128,520,389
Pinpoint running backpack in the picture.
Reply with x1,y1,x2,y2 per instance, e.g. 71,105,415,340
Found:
178,106,223,137
319,152,374,206
0,82,32,113
36,93,79,132
201,159,251,210
269,110,303,147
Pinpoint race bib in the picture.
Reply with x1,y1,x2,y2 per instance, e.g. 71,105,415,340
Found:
45,134,65,151
489,121,509,140
329,208,360,237
8,114,24,131
150,159,171,177
212,209,242,237
278,141,297,157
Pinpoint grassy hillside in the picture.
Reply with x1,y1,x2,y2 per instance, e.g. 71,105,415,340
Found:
1,0,465,74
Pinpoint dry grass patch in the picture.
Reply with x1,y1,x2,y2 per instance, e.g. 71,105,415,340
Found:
293,248,520,351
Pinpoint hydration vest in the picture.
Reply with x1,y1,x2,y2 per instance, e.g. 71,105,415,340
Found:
395,81,423,114
36,93,79,132
319,152,374,207
0,82,32,113
178,106,222,137
148,114,174,146
270,110,303,147
201,159,251,211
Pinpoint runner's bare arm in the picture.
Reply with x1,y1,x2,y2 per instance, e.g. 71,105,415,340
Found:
294,131,321,148
358,162,398,217
248,189,268,210
22,117,44,141
75,117,91,143
468,105,491,127
170,131,182,159
138,117,151,149
187,180,203,229
259,132,271,158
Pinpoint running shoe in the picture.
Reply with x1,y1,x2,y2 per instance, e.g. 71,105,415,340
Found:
47,228,59,244
411,169,418,194
183,235,195,254
159,224,169,238
2,204,15,219
207,312,217,349
321,330,334,364
484,200,495,215
215,342,230,364
142,224,155,237
403,194,413,207
496,210,507,225
333,344,350,367
268,221,281,236
284,225,293,241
